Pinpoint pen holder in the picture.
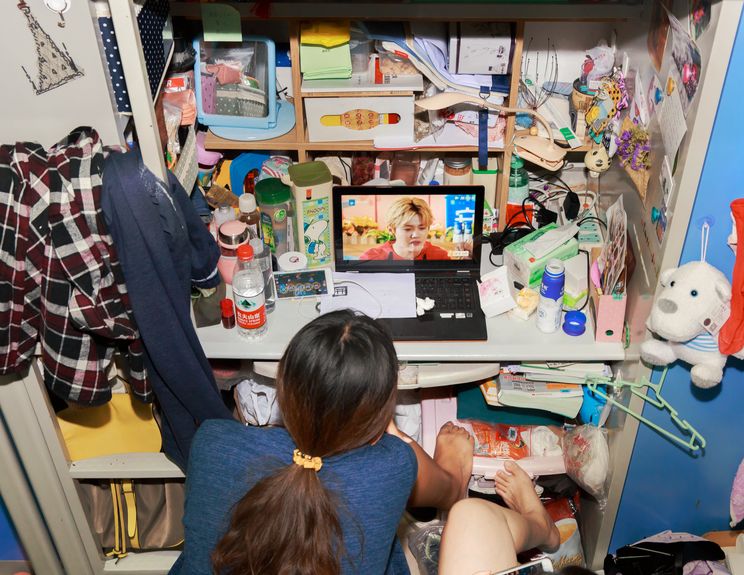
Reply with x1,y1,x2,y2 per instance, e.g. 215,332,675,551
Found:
588,248,627,343
589,280,627,343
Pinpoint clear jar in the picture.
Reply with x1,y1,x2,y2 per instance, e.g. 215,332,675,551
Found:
217,220,250,284
443,158,472,185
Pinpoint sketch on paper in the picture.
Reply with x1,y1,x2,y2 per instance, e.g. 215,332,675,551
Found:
18,0,84,95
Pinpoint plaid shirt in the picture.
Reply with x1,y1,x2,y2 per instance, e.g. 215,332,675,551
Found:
0,128,149,405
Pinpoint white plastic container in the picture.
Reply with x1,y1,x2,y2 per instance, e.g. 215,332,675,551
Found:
283,161,333,268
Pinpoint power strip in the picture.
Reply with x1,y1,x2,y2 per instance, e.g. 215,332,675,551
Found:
577,206,605,251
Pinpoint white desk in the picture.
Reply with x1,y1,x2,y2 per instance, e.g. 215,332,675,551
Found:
197,297,625,362
196,248,625,363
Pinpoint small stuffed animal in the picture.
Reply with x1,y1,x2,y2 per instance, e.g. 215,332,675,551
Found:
641,260,740,388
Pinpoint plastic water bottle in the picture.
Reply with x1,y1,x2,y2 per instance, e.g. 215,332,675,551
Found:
536,259,566,334
232,245,268,340
249,238,276,313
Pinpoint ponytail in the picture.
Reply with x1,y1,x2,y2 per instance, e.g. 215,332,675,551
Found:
212,311,399,575
212,463,342,575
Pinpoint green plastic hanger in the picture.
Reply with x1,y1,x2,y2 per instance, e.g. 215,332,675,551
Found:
585,368,706,452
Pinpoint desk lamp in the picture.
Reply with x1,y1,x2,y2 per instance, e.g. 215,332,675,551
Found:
414,92,567,171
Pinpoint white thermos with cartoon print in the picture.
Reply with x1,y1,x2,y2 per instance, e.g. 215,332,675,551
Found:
283,162,333,269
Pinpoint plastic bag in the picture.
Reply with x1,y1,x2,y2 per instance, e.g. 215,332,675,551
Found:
466,422,531,459
395,390,422,443
235,374,283,427
562,425,609,501
408,522,445,575
542,495,586,569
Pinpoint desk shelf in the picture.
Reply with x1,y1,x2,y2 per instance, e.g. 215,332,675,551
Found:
197,298,625,363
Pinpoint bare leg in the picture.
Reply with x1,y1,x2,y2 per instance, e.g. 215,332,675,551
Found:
439,461,559,575
388,421,474,510
494,461,559,553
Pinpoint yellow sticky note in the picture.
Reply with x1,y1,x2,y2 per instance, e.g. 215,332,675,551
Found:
201,4,242,43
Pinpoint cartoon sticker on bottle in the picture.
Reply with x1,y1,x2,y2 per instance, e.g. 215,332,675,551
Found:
261,212,275,253
235,293,267,330
302,197,331,266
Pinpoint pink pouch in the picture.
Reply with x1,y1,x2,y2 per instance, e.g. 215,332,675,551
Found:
201,74,217,115
206,63,242,85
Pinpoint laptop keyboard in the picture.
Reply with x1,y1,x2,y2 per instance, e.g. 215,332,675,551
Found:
415,276,477,312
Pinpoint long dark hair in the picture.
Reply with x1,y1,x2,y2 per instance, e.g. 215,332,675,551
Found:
212,310,399,575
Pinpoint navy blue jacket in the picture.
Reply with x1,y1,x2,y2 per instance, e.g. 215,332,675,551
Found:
101,150,232,469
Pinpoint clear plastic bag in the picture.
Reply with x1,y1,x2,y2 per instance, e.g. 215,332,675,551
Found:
199,43,268,118
562,425,610,503
408,522,445,575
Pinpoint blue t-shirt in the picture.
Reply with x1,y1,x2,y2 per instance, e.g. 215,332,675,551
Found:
170,419,417,575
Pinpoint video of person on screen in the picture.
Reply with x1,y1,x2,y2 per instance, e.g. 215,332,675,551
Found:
341,194,476,261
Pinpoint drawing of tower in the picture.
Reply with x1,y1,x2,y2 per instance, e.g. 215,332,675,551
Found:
18,0,84,95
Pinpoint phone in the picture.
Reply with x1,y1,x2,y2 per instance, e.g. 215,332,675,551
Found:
274,268,334,299
491,558,554,575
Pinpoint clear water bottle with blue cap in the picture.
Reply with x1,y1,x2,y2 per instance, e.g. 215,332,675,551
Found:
536,259,565,333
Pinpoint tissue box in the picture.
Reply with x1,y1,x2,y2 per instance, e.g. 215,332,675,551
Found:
304,95,413,142
504,224,579,289
448,22,513,75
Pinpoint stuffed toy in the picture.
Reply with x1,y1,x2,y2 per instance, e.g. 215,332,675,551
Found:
641,260,743,388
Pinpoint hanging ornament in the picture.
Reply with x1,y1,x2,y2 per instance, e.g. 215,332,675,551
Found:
43,0,69,28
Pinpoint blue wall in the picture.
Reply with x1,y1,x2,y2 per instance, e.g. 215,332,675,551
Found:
610,10,744,549
0,497,26,561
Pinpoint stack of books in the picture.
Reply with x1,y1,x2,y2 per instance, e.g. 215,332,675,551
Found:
480,363,611,419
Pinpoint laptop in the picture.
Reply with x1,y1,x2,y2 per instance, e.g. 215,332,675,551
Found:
332,185,487,341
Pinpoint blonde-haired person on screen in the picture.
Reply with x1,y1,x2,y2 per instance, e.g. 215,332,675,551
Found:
360,197,451,261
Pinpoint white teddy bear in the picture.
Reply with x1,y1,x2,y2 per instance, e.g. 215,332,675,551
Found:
641,260,741,389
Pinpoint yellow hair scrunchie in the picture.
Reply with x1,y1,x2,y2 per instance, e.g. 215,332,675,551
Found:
293,449,323,472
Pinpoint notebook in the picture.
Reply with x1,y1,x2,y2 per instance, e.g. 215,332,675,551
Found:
332,185,487,341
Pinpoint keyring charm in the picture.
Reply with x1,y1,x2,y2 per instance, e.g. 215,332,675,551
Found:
44,0,69,27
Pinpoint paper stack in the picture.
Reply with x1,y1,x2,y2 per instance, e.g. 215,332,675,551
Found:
300,21,352,80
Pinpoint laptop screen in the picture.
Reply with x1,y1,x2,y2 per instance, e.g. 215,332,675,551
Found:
333,185,484,272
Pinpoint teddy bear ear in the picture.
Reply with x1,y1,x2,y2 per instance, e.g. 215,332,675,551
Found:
659,267,676,286
715,276,732,302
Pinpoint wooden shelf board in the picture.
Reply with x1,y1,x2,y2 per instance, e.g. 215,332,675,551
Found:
303,140,505,153
204,127,301,151
170,2,641,22
300,90,414,98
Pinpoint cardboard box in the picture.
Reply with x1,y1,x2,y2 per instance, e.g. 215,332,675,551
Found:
448,22,513,75
304,95,414,143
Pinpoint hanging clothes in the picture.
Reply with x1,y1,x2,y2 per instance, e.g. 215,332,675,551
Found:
101,149,232,469
0,127,149,404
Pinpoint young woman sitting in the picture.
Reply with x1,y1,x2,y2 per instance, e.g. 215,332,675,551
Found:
170,310,474,575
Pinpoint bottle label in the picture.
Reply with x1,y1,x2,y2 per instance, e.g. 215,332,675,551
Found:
302,197,331,266
235,292,267,330
261,212,275,252
245,222,259,239
274,208,287,223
